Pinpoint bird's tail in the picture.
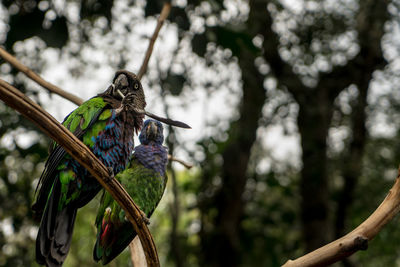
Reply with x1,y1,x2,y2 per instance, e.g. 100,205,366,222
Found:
36,180,77,267
93,217,137,265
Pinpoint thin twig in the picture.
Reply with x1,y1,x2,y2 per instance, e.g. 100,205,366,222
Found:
168,154,193,169
0,47,84,105
282,168,400,267
137,2,172,80
130,4,173,264
0,79,160,267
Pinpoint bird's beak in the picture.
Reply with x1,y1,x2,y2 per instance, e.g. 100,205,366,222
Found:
146,121,158,140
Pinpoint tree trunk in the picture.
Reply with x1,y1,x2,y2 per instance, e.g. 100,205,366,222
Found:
297,89,334,251
199,37,267,267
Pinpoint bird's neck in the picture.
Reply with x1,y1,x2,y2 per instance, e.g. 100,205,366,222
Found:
134,143,167,176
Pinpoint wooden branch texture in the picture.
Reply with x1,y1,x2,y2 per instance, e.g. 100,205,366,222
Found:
0,79,160,267
0,47,84,106
282,169,400,267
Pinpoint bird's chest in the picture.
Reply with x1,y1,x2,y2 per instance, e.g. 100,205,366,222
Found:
93,116,135,173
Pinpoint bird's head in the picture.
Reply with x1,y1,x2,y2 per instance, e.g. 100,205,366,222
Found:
105,70,191,129
139,119,164,145
110,70,146,111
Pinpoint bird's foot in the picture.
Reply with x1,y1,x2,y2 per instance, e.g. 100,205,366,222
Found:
115,93,131,115
105,167,115,183
140,210,150,225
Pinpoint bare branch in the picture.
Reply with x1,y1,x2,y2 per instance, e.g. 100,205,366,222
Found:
282,168,400,267
0,79,160,267
0,47,84,105
130,237,147,267
137,2,171,80
168,154,193,169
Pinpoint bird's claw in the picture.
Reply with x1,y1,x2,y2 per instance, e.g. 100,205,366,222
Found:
107,167,114,177
140,210,150,225
115,93,131,115
105,167,114,183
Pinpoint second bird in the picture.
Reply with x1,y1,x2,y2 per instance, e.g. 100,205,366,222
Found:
93,119,168,265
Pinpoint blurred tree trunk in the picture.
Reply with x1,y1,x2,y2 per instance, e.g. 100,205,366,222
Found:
297,89,335,250
259,1,343,250
335,2,388,265
198,4,267,266
259,0,389,252
197,0,390,265
200,49,266,267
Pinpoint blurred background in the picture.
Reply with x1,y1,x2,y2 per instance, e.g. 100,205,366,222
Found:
1,0,400,266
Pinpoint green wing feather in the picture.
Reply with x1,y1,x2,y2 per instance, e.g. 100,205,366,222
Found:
33,97,114,217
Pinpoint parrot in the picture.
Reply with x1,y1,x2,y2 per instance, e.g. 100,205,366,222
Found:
33,70,147,267
93,119,168,265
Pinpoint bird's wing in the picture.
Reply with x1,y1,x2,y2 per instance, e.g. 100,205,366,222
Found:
93,157,167,264
32,97,112,217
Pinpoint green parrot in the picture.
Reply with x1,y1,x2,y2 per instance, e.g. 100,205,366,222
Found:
33,70,147,267
93,119,168,264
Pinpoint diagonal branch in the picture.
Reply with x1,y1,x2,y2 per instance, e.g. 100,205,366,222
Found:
0,47,84,105
137,2,171,80
0,79,160,267
282,168,400,267
168,154,193,169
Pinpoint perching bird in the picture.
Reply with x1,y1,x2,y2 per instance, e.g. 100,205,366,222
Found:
33,70,147,267
93,119,168,265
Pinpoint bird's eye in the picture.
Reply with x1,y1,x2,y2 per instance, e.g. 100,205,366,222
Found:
134,83,139,90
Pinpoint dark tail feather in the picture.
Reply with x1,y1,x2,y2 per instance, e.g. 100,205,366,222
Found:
36,180,77,266
93,223,137,265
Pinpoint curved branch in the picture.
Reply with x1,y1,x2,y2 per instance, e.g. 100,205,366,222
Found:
168,154,193,169
0,79,160,267
0,47,84,106
137,2,171,80
282,168,400,267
